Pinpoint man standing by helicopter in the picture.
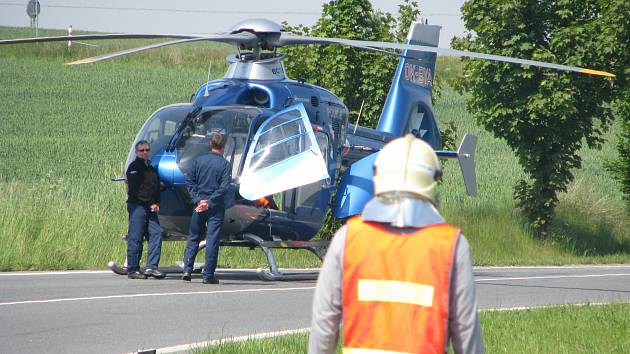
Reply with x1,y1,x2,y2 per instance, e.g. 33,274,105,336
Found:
182,132,231,284
308,135,484,354
125,140,165,280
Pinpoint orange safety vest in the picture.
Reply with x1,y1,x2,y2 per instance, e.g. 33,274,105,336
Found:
342,216,460,354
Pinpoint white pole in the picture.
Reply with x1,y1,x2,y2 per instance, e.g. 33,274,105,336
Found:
68,25,73,48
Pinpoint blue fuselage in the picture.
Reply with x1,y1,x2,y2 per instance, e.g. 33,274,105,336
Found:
137,78,350,242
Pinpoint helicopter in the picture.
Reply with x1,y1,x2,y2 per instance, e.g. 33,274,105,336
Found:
0,18,613,280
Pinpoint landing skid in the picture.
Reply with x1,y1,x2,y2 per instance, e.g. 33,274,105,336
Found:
108,238,206,276
107,260,205,276
108,235,329,281
108,260,128,275
255,268,320,281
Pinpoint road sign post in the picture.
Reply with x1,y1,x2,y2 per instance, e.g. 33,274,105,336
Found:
26,0,41,37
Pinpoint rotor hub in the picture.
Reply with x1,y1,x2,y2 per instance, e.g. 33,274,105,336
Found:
229,18,282,35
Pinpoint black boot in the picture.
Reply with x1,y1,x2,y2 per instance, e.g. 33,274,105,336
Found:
202,277,219,284
128,271,147,280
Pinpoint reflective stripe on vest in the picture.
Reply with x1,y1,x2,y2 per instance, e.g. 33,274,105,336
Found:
344,348,414,354
342,216,460,354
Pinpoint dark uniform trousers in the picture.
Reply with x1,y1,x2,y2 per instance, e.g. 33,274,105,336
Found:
126,202,162,273
182,205,225,279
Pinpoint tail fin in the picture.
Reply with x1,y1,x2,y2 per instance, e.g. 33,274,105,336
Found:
436,134,478,197
377,23,442,148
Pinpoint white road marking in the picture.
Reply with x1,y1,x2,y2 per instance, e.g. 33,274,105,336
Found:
0,270,112,276
476,273,630,282
1,265,628,277
0,268,320,277
0,286,315,307
475,264,630,270
151,327,310,354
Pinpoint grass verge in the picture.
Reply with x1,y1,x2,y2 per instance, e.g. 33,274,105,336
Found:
194,303,630,353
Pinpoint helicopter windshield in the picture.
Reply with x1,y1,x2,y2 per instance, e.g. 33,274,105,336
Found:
125,103,193,170
176,106,261,177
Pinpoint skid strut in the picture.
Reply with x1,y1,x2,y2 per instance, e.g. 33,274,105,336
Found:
242,234,329,281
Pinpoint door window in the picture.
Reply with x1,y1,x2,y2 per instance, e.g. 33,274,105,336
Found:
239,103,329,201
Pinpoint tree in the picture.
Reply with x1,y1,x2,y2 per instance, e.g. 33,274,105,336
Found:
282,0,424,240
452,0,625,237
600,0,630,211
607,91,630,211
282,0,422,128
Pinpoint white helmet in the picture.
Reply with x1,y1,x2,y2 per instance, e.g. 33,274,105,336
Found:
373,134,442,205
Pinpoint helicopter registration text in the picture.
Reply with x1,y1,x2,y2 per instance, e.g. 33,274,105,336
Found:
404,63,433,88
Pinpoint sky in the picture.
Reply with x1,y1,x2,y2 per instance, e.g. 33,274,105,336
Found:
0,0,467,48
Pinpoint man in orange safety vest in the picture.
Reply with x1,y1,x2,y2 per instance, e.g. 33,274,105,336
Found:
308,134,484,354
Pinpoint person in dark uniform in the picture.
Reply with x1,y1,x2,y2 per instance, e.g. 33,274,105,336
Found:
125,140,165,280
182,132,232,284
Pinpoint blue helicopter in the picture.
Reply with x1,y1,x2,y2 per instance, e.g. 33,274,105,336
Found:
1,19,613,280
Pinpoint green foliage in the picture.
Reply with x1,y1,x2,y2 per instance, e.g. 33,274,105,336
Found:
600,0,630,211
439,120,458,152
195,332,311,354
316,209,344,241
606,92,630,210
282,0,421,128
452,0,625,237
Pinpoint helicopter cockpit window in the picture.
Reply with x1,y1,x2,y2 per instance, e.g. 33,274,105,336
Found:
125,103,193,170
176,106,261,177
239,103,329,201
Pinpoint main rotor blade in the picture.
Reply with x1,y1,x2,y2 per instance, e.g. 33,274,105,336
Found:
322,43,417,60
0,33,199,45
64,33,256,66
280,35,615,78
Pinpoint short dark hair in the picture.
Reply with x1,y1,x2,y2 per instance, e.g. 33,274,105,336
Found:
210,133,225,150
135,140,150,150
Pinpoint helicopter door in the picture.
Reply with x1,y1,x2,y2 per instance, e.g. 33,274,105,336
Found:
239,103,329,201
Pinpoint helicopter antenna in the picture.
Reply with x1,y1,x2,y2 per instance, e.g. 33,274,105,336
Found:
204,61,212,97
353,100,365,135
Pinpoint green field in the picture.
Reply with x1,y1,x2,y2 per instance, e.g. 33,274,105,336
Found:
195,303,630,353
0,27,628,271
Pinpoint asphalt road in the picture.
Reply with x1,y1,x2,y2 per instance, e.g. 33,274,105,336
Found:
1,265,629,354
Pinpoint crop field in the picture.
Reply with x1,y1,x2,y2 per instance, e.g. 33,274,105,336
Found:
0,27,629,271
196,303,630,353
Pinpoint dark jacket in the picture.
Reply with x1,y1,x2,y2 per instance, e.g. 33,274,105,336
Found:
186,151,232,209
126,157,161,207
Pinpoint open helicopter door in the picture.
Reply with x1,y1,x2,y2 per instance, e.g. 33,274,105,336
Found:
239,103,329,200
